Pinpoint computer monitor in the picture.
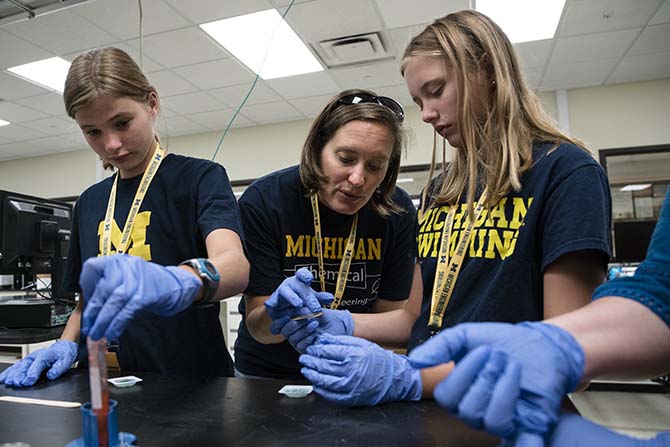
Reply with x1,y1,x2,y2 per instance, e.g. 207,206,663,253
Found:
0,190,73,301
613,220,657,263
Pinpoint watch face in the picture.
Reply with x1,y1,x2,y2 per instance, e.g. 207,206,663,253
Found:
198,259,220,281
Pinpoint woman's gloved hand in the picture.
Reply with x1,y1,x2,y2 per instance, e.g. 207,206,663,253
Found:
271,309,354,353
409,322,585,442
263,268,330,321
545,414,670,447
0,339,78,387
80,254,202,340
299,334,422,406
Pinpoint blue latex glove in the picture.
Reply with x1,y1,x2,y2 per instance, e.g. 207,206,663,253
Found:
547,414,670,447
271,308,354,353
408,322,584,443
299,333,422,406
80,254,202,341
432,345,521,438
264,268,329,321
0,340,77,387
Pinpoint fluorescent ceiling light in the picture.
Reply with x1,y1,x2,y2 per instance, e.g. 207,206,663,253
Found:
0,119,10,127
396,177,415,184
476,0,566,43
7,57,71,93
200,9,323,80
620,184,652,192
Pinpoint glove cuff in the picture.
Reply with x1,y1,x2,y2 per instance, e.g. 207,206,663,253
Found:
164,266,202,311
393,355,423,402
54,339,78,351
520,322,585,392
340,310,355,336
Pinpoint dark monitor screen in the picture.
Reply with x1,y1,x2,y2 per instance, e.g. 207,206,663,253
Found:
613,220,657,263
0,190,73,299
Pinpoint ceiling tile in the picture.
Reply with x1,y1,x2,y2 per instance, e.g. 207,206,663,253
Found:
239,101,304,123
524,68,544,91
0,101,50,123
126,27,228,68
388,24,429,59
628,23,670,55
270,0,315,10
15,93,68,116
3,10,117,55
286,0,382,42
208,81,282,107
147,70,199,97
162,115,208,135
329,60,405,90
173,59,255,90
288,94,334,118
72,0,190,40
559,0,663,36
375,0,469,29
542,59,619,90
0,123,48,141
19,116,77,136
188,108,255,130
514,39,553,69
608,51,670,84
649,0,670,24
159,105,179,118
161,91,225,114
266,71,339,99
0,29,53,70
164,0,272,24
550,29,639,64
372,84,414,108
0,71,49,100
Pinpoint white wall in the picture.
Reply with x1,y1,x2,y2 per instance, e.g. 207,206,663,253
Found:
568,78,670,152
0,78,668,199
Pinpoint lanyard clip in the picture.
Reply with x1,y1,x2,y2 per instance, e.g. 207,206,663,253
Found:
428,325,441,337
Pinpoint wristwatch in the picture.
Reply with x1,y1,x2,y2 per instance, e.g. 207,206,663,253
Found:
179,258,220,304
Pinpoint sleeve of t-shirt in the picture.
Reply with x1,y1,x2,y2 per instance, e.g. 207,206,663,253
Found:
540,163,612,271
377,191,418,301
62,201,82,293
239,185,285,297
593,189,670,326
195,162,243,241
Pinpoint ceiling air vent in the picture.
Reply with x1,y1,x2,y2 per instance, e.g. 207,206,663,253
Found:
313,32,393,68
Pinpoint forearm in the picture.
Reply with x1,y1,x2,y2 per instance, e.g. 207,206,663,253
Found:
210,249,249,300
352,308,415,348
547,297,670,381
60,301,82,343
246,301,285,344
420,362,455,398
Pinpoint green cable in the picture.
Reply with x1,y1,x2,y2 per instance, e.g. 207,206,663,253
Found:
211,0,297,162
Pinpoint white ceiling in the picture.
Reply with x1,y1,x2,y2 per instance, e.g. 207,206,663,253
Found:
0,0,668,162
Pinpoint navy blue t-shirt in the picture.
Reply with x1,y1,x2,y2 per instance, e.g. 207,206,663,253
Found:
234,166,417,378
408,142,612,351
63,153,242,376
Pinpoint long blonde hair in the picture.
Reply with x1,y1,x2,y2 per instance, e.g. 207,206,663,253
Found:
401,10,587,216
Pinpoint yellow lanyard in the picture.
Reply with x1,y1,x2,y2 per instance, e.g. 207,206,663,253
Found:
310,193,358,310
101,143,165,256
428,189,488,334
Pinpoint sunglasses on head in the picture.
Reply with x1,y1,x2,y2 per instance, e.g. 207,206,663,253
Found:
337,93,405,122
